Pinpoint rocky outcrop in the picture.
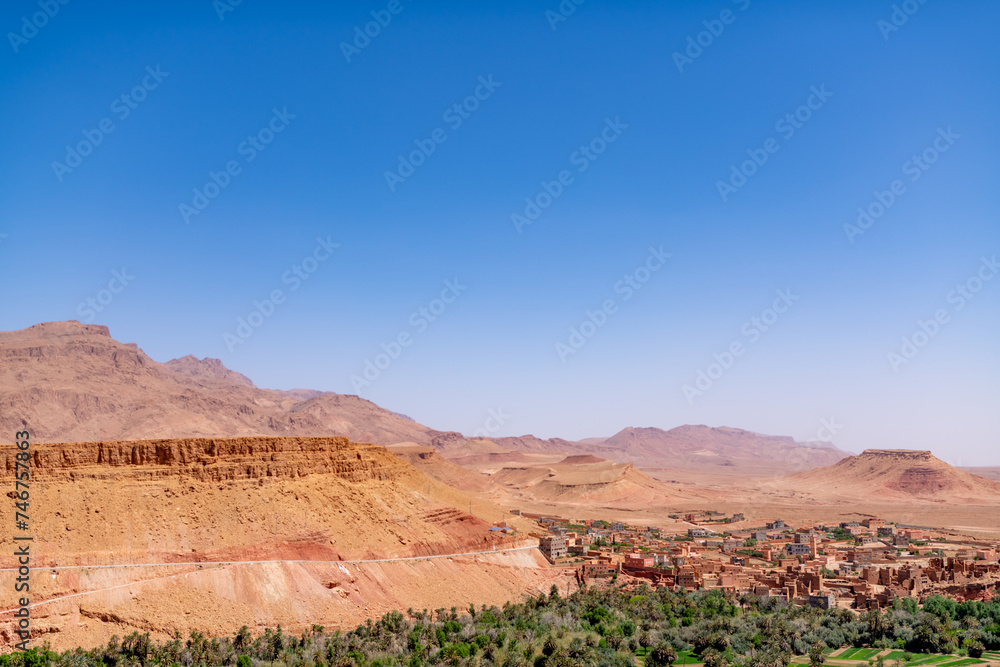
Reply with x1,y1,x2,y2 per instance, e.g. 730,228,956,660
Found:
0,321,431,445
785,448,1000,503
1,437,402,483
859,449,933,460
856,450,949,494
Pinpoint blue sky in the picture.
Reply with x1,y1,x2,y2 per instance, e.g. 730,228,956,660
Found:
2,1,998,464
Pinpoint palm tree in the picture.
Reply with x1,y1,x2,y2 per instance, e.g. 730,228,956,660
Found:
808,642,827,667
648,642,679,667
233,626,251,652
703,648,727,667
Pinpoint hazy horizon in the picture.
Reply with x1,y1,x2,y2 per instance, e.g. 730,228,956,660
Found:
2,1,998,465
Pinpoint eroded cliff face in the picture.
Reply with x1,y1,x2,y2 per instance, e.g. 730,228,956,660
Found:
859,449,934,461
856,451,947,494
0,435,545,651
787,448,1000,502
0,437,534,569
3,437,399,484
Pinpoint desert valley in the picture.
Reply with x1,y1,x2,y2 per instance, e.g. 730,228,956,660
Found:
5,4,997,664
2,322,1000,654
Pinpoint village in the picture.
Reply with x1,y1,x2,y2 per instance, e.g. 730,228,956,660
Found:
522,510,1000,610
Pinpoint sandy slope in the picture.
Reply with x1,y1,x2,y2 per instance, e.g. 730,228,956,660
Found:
13,548,553,651
0,437,547,649
782,449,1000,503
453,454,718,514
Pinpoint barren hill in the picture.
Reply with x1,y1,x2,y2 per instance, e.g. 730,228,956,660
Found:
0,436,547,649
783,449,1000,503
0,321,443,446
386,445,527,511
458,453,715,513
0,322,848,478
493,425,849,475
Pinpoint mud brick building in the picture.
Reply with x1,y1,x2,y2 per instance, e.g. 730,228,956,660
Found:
624,553,655,569
721,538,743,553
539,535,567,561
580,561,617,579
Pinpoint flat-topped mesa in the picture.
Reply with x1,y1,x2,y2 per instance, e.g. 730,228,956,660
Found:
858,449,934,461
1,436,403,483
0,320,112,341
558,454,606,465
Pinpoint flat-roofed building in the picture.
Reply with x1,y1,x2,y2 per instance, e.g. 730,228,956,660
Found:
625,553,654,569
539,535,567,561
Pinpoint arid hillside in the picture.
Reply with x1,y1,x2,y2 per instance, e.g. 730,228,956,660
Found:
0,436,530,561
387,445,518,507
452,453,718,515
783,449,1000,503
0,437,549,650
492,425,849,475
0,322,848,478
0,321,446,445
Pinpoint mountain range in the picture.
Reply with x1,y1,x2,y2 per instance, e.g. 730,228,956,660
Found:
1,321,849,475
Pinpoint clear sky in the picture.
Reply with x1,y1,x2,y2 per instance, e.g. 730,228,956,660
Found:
2,1,998,464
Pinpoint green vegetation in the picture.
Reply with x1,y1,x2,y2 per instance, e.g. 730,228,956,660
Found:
830,527,854,541
838,648,883,659
880,650,914,661
853,649,883,660
6,590,1000,666
822,650,987,666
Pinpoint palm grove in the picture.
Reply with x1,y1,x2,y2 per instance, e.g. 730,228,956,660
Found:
5,585,999,667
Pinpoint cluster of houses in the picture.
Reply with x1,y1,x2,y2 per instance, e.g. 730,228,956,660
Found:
530,513,1000,609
